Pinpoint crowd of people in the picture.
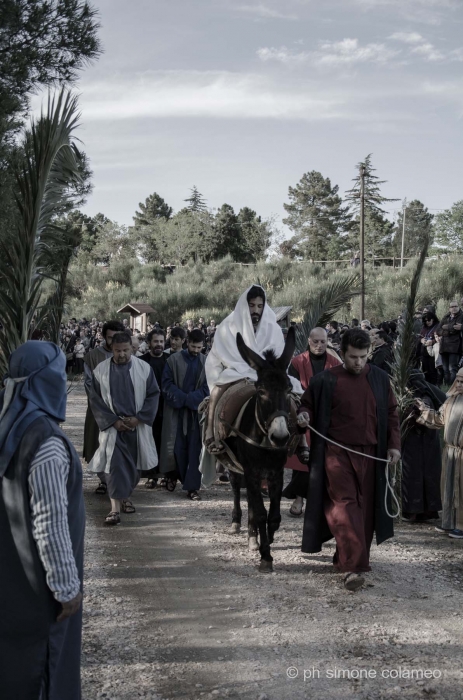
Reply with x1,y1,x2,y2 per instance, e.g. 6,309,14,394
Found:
59,316,218,374
3,287,463,698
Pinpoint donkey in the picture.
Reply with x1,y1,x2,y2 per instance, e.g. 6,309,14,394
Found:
227,325,298,572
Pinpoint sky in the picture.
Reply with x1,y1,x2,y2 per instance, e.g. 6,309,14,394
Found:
37,0,463,234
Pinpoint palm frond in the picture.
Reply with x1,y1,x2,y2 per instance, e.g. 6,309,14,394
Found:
389,233,431,517
295,273,363,354
390,233,431,434
0,88,81,372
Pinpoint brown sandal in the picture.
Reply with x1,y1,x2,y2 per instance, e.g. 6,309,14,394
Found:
121,500,136,514
105,511,120,526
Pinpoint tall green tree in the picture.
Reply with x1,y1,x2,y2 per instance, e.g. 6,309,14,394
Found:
0,0,100,248
213,203,241,259
132,191,172,228
236,207,272,262
393,200,433,258
184,185,207,212
433,200,463,252
345,154,398,261
282,170,353,260
0,0,101,131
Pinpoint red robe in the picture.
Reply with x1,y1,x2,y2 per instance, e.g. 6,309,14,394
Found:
301,364,400,573
285,350,341,472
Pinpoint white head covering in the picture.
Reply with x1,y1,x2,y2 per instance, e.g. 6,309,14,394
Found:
205,285,302,393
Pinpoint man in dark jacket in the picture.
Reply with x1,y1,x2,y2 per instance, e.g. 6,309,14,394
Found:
436,301,463,384
368,329,393,374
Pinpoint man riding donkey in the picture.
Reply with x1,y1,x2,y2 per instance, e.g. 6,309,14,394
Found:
203,285,309,474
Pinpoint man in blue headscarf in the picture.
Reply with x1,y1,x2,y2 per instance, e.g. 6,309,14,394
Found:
0,341,85,700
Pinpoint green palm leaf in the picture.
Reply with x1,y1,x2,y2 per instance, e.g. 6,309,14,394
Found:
0,88,82,371
295,273,363,354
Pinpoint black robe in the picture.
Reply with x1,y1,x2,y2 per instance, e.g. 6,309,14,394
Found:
301,364,395,554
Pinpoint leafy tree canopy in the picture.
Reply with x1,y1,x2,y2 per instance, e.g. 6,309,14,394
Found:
282,170,353,260
393,199,434,258
0,0,101,130
132,191,172,228
433,200,463,253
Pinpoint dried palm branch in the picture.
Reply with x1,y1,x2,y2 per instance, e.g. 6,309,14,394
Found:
295,273,363,354
0,89,82,371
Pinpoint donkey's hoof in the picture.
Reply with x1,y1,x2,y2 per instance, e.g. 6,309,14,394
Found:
259,560,273,573
230,522,241,534
248,536,259,552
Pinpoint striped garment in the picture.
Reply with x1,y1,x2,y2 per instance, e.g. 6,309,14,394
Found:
28,436,81,603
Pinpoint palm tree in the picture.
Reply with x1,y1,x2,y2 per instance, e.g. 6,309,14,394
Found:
295,273,363,354
0,89,83,372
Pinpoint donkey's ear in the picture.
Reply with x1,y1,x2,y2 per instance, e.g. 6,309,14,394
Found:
236,332,265,371
277,326,296,370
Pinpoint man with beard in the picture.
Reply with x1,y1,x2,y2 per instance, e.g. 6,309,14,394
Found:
204,285,302,453
83,321,124,496
141,329,176,489
160,330,209,500
165,326,186,354
298,328,401,591
283,327,341,516
88,332,160,525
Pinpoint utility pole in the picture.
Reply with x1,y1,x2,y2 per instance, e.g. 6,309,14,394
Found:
359,164,366,319
400,199,407,268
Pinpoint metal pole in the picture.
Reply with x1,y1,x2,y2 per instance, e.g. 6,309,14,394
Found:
400,201,406,268
359,165,365,319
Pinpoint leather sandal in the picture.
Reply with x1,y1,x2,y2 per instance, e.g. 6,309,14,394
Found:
105,511,120,526
121,500,136,514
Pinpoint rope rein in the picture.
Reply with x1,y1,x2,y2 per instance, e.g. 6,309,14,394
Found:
306,424,401,519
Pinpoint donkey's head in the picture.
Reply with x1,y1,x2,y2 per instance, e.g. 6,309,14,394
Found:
236,326,296,447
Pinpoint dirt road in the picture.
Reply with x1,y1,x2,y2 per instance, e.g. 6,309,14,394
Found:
64,383,463,700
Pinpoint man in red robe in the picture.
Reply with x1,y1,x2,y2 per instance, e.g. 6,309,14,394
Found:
283,327,341,516
298,328,401,591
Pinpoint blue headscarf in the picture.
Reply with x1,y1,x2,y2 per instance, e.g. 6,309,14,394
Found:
0,341,67,476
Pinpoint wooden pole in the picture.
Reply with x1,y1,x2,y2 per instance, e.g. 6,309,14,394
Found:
401,201,407,268
359,165,366,319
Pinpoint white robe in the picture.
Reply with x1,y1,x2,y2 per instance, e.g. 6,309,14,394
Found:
205,285,303,394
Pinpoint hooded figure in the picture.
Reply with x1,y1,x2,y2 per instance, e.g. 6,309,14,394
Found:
0,342,85,700
206,285,300,389
204,285,302,454
401,370,445,521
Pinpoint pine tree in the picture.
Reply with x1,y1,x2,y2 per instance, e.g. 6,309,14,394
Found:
133,192,172,228
184,185,207,212
236,207,272,262
346,154,398,215
282,171,353,260
345,154,398,261
393,200,433,258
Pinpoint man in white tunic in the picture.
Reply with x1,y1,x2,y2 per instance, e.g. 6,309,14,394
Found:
88,332,160,525
205,285,302,453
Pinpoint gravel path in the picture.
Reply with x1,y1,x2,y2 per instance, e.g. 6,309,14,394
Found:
64,382,463,700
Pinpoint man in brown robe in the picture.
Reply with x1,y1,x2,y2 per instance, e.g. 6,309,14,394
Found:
298,328,401,592
83,321,124,494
